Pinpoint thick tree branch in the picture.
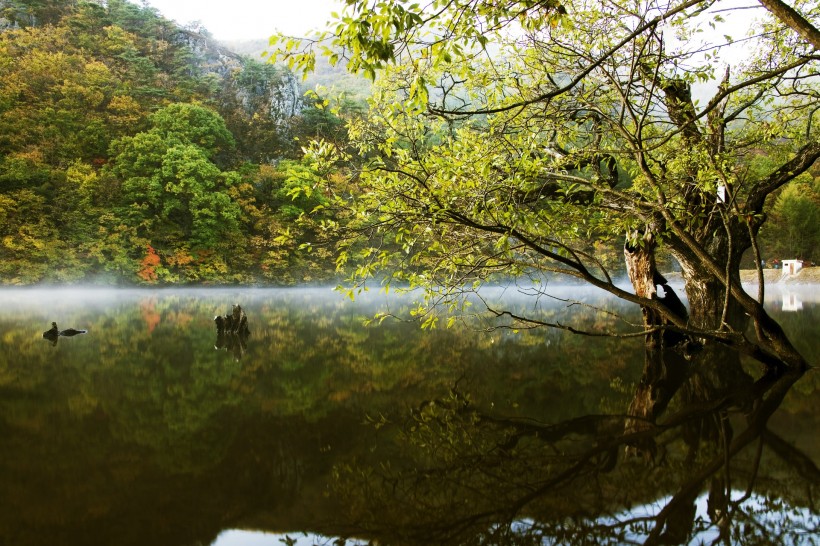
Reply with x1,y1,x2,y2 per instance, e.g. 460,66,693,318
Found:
762,429,820,484
747,139,820,214
647,56,819,152
757,0,820,49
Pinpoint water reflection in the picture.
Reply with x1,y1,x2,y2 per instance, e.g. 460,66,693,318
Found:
781,290,804,312
214,329,249,359
213,530,368,546
0,287,815,545
321,376,818,545
759,283,819,313
212,303,251,360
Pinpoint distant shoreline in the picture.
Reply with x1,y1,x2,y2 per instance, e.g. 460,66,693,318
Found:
665,268,820,285
740,268,820,285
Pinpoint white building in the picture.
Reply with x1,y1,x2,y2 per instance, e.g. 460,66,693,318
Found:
781,259,804,276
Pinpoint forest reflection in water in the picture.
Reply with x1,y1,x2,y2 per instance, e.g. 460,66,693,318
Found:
0,285,817,545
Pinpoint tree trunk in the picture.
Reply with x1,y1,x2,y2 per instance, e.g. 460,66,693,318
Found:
623,233,690,457
676,230,753,383
675,238,755,455
622,225,758,458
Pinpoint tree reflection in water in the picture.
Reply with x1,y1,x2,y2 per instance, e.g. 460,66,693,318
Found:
327,364,817,545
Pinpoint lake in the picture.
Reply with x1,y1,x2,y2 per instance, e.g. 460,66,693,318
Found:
0,285,817,545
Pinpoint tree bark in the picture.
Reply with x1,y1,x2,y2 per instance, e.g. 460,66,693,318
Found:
757,0,820,50
623,232,690,457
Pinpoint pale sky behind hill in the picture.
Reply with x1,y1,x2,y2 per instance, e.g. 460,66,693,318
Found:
143,0,344,41
142,0,767,63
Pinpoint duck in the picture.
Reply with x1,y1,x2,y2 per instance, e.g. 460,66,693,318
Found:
44,322,88,337
43,322,59,339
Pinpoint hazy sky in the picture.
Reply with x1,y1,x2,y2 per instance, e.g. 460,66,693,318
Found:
142,0,767,63
143,0,343,41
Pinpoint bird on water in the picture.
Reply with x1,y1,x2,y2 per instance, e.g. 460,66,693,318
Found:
43,322,59,339
43,322,87,338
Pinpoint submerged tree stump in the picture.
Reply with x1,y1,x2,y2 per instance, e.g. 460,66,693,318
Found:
214,304,250,336
214,304,250,360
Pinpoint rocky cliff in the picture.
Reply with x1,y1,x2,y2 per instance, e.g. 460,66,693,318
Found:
173,28,302,122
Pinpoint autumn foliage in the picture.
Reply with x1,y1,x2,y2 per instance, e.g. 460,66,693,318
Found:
138,245,161,283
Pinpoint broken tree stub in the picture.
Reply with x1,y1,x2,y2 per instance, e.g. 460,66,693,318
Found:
214,304,250,336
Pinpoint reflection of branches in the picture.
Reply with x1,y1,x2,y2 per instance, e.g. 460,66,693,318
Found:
644,368,805,545
762,429,820,486
330,364,816,545
214,330,249,361
484,305,657,338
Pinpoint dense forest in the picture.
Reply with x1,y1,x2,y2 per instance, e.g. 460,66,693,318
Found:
0,0,358,284
0,0,816,285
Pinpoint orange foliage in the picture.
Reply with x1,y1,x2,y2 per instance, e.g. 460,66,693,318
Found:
137,244,161,282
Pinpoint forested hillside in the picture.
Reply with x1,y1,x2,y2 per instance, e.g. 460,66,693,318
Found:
0,0,815,286
0,0,355,284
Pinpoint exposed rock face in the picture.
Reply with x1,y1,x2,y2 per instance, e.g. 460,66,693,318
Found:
173,28,302,122
267,72,302,119
0,0,32,29
0,0,79,28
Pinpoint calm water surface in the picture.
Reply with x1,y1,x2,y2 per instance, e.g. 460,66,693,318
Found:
0,286,817,545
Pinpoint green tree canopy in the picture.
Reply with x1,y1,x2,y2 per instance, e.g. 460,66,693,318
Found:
106,103,244,276
761,177,820,260
275,0,818,357
147,102,237,167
